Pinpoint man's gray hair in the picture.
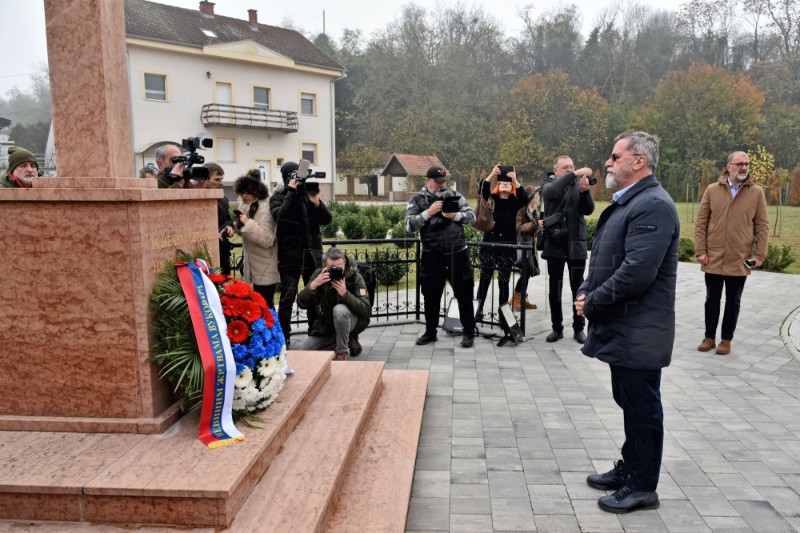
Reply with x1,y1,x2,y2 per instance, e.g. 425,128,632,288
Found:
155,144,180,164
727,151,747,163
615,131,660,173
323,247,347,263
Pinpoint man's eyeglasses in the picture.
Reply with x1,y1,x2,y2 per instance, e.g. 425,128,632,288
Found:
610,153,641,162
729,162,750,167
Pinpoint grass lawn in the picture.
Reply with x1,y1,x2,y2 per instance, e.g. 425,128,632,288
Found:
589,201,800,274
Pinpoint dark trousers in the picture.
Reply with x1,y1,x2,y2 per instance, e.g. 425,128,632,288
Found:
278,265,319,343
546,257,585,332
611,365,663,492
219,240,232,276
704,273,747,341
476,247,514,311
420,248,475,335
253,283,277,309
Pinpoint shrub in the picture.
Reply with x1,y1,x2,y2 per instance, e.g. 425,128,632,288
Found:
464,224,483,243
367,249,408,285
338,213,365,240
327,200,344,216
761,244,796,273
338,201,361,215
382,206,406,225
363,216,390,239
586,219,597,250
391,221,418,248
679,237,695,262
361,205,381,219
321,220,339,238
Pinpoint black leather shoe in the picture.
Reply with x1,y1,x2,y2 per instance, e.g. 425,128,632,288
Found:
348,334,362,356
460,335,474,348
546,330,563,343
416,331,438,345
587,461,627,491
574,330,586,344
598,484,659,514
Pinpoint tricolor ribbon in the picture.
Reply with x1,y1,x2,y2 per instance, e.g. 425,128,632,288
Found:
176,260,244,449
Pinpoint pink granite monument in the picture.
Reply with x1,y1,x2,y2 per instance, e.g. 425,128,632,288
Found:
0,0,220,433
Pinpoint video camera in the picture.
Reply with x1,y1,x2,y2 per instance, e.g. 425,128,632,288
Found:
292,159,326,183
167,136,214,182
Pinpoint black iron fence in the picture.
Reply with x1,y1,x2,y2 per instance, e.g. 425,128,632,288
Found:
232,238,540,336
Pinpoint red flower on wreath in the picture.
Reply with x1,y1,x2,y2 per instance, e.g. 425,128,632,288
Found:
240,300,262,323
264,308,275,328
227,319,249,343
225,280,251,298
208,273,228,284
220,295,245,317
250,291,267,310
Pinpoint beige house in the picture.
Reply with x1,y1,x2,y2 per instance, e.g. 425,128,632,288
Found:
125,0,345,197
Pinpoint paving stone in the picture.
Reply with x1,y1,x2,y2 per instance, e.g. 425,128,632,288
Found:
486,447,524,472
533,514,580,532
734,461,787,487
449,513,494,531
731,500,796,532
617,510,670,532
755,486,800,517
655,499,711,532
451,458,488,485
682,485,740,517
406,497,450,531
488,471,529,499
527,484,570,515
522,458,563,485
571,499,625,532
490,498,537,532
552,447,593,472
412,470,451,498
702,515,755,532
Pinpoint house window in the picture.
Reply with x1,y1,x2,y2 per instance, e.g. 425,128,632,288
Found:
144,73,167,101
218,138,236,163
276,157,285,167
300,93,316,115
301,143,317,164
216,82,232,105
253,87,270,109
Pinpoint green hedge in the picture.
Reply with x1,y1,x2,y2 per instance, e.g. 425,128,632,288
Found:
762,244,796,273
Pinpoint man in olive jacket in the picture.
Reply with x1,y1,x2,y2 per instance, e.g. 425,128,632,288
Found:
694,151,769,356
298,248,371,359
576,131,679,514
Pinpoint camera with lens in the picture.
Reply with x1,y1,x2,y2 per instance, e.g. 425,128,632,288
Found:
291,158,327,184
588,176,597,186
327,265,344,281
167,136,214,182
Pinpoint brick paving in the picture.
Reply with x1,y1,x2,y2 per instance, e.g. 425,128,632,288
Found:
353,261,800,532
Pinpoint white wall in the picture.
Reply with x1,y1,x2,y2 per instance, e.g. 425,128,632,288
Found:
127,43,338,188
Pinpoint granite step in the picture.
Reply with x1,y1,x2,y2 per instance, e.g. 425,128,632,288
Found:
0,351,332,527
325,370,429,533
224,360,385,532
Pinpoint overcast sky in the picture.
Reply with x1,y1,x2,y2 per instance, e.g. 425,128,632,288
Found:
1,0,680,98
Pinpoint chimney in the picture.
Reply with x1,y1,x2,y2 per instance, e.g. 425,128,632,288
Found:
248,9,258,25
199,1,215,15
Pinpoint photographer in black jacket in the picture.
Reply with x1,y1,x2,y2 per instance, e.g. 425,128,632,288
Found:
540,155,595,344
269,161,332,346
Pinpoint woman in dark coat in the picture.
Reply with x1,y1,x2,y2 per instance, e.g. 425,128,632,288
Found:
475,165,528,318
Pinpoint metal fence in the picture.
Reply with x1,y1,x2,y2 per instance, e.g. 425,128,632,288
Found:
231,238,539,337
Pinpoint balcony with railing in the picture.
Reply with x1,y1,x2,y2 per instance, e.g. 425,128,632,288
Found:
201,104,299,133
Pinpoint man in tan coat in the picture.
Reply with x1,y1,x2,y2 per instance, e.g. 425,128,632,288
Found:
694,151,769,355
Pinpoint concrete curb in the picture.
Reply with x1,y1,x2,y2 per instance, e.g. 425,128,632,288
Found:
780,305,800,362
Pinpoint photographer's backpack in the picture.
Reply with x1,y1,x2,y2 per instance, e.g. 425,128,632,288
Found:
355,261,376,307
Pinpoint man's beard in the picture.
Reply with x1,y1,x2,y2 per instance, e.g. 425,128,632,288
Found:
605,173,617,190
14,172,35,186
606,159,634,190
733,172,748,182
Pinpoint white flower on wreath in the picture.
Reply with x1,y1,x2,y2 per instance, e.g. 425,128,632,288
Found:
235,367,253,389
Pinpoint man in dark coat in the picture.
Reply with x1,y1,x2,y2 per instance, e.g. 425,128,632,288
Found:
204,163,235,275
269,161,332,346
576,131,679,514
540,156,595,343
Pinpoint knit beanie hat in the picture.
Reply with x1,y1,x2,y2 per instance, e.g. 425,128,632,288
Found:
7,146,38,174
234,169,268,200
280,161,299,182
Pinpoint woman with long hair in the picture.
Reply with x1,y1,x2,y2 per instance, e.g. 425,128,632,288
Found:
234,170,279,308
475,165,528,319
512,185,542,310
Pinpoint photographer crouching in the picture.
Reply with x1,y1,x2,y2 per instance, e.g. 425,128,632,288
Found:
297,247,372,360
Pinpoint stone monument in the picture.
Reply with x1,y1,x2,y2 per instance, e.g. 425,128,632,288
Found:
0,0,221,433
